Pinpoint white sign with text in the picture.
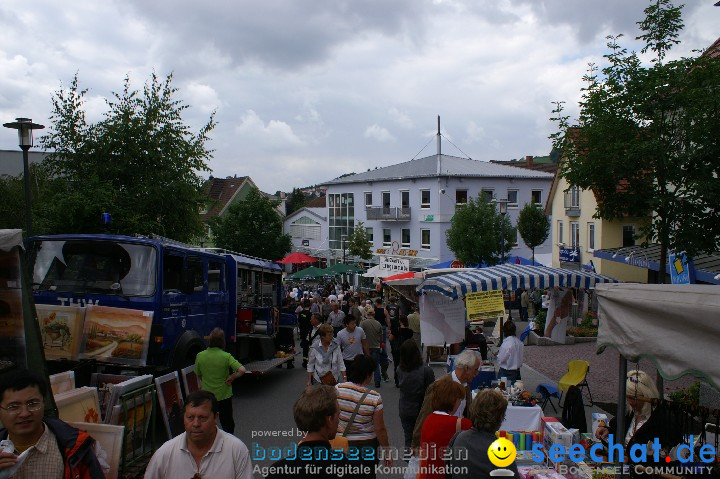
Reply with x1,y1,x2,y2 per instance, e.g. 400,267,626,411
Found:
379,255,409,272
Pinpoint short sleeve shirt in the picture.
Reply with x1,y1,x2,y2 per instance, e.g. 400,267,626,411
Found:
336,327,366,360
195,347,243,401
336,382,383,441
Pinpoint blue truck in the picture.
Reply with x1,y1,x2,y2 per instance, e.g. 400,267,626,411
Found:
28,234,296,374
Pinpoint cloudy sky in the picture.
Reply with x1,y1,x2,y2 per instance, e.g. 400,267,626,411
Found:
1,1,718,193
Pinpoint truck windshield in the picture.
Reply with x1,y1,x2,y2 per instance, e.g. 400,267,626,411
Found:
30,240,157,296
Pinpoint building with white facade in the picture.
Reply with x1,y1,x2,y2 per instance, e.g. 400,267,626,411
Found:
285,150,554,268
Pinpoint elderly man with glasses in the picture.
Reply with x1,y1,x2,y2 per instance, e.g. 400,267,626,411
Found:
0,369,105,479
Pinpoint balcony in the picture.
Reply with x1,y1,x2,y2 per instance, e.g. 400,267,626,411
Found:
366,206,411,221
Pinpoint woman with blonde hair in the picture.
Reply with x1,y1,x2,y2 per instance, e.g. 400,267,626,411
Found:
306,323,346,386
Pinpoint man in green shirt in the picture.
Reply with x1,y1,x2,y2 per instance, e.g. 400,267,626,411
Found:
195,328,246,434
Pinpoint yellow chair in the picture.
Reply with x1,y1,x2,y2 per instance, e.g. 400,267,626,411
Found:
558,360,593,407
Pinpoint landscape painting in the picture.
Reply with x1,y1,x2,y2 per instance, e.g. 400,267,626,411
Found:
80,306,153,366
37,305,85,360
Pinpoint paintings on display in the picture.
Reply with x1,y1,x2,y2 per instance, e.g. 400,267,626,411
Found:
55,387,102,424
108,390,154,457
180,365,200,398
36,305,85,360
90,373,136,422
49,370,76,395
99,374,153,423
68,422,124,479
155,372,185,438
80,306,153,365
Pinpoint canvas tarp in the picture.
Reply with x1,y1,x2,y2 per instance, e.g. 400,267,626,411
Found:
595,283,720,390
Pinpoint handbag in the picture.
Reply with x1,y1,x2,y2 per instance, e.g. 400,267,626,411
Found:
320,371,337,386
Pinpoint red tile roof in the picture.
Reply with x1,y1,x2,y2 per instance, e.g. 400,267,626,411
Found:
305,196,326,208
201,176,247,221
704,36,720,58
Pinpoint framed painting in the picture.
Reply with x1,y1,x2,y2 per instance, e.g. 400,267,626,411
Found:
55,387,102,424
101,374,153,423
180,365,200,398
0,249,21,289
49,370,76,396
36,305,85,360
68,422,124,479
108,390,153,457
80,306,153,366
90,373,135,422
155,372,185,439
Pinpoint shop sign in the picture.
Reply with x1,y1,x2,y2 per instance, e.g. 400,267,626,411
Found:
379,256,409,272
669,251,695,284
559,247,580,262
301,239,309,246
465,290,505,322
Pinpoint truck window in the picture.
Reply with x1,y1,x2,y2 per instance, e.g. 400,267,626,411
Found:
186,257,204,292
163,254,184,292
208,261,224,292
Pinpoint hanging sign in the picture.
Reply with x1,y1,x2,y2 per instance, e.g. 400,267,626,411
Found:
379,255,409,272
465,290,505,322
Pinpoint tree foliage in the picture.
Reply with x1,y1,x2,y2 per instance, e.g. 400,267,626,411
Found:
39,72,215,242
285,188,307,216
445,195,514,267
209,189,292,260
347,221,373,261
516,202,550,264
551,0,720,270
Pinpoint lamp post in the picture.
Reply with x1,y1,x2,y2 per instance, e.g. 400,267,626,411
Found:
341,235,348,264
3,118,45,236
495,197,508,263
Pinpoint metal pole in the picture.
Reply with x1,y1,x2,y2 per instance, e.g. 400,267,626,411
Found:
21,145,33,236
617,356,627,448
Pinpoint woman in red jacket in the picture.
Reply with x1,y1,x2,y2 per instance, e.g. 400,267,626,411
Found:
418,380,472,479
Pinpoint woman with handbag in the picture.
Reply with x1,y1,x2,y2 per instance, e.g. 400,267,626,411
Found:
336,354,391,478
307,323,346,387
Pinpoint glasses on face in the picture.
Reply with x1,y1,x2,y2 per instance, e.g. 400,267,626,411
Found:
0,399,44,415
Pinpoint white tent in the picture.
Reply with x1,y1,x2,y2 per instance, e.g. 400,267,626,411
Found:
595,283,720,390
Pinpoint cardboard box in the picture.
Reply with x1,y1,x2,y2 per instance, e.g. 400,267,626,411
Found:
591,413,608,442
543,421,573,451
540,417,560,443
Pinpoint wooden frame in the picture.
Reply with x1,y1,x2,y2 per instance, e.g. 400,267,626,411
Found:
55,387,102,424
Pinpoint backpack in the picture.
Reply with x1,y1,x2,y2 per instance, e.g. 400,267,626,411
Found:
561,385,587,433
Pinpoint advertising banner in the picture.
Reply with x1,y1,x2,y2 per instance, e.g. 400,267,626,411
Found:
379,255,409,272
465,290,505,322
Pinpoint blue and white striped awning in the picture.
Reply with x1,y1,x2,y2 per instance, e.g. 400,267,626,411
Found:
417,264,618,300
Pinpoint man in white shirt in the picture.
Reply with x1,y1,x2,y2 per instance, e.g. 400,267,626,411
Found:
497,320,524,383
336,317,370,372
144,390,252,479
328,302,346,336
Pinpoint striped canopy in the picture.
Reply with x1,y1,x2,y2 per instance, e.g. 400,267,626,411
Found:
418,264,618,300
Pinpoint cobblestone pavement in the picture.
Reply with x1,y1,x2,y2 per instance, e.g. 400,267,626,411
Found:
522,341,699,405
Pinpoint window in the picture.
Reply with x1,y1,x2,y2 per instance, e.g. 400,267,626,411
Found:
383,228,391,246
570,222,580,248
382,191,391,209
328,193,355,249
588,223,595,251
507,189,519,208
163,254,184,292
290,216,321,239
565,186,580,208
511,227,519,247
420,190,431,209
455,190,468,205
186,257,204,292
421,229,431,249
401,191,410,209
531,190,542,206
364,192,372,207
208,261,225,292
366,227,373,243
557,220,564,245
481,189,494,202
623,225,636,247
401,229,410,248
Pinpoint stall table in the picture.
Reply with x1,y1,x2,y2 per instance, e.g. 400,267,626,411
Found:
500,405,543,431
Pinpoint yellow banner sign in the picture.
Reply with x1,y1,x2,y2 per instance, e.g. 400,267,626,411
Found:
465,290,505,322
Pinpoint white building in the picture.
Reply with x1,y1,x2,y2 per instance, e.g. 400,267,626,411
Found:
285,151,554,268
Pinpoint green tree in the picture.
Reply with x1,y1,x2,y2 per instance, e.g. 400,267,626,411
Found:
209,188,292,260
0,162,66,234
285,188,307,216
346,221,373,261
516,202,550,265
39,73,215,242
445,195,514,267
551,0,720,279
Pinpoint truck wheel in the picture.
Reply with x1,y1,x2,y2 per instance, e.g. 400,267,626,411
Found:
172,330,205,369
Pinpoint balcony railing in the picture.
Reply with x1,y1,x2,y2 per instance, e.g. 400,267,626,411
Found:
366,207,411,221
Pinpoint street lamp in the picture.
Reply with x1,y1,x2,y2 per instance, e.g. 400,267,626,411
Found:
3,117,45,236
494,197,508,263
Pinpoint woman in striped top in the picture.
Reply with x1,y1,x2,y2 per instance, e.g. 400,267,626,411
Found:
336,354,391,476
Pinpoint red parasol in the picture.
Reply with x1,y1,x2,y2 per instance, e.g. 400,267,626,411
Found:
276,251,318,264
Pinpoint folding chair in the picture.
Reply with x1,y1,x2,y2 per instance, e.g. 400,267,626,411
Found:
536,383,561,413
558,360,593,407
